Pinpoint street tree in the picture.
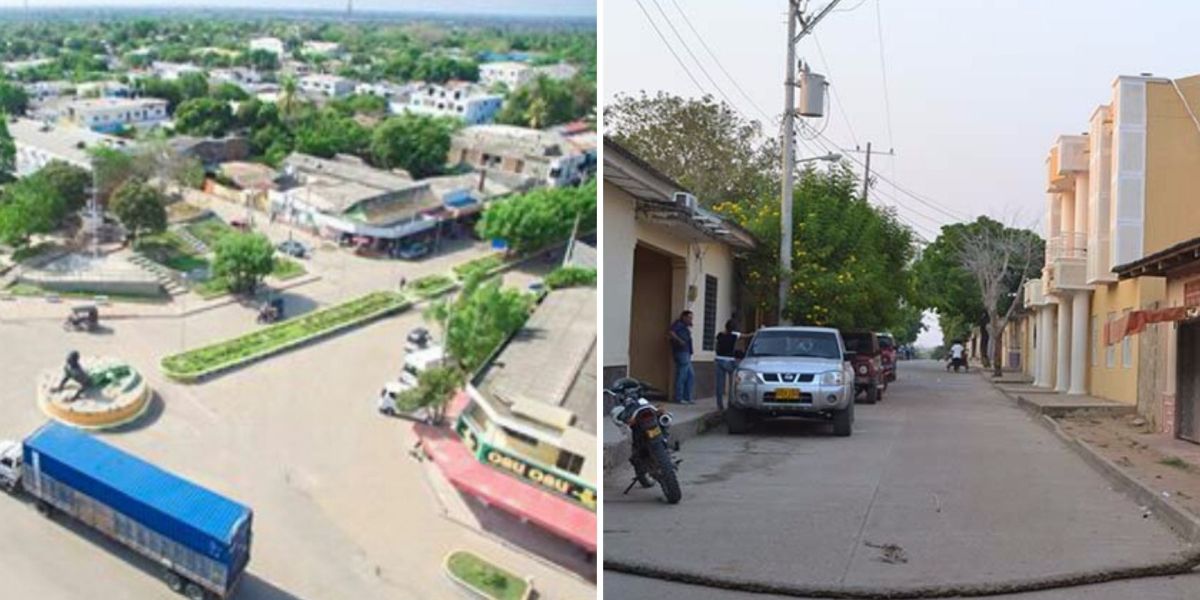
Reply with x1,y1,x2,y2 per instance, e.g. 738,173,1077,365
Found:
0,116,15,182
395,365,465,425
212,232,275,295
110,179,167,242
369,113,456,178
426,270,532,372
35,161,90,211
0,176,66,247
475,179,596,255
173,97,235,137
0,82,29,116
605,91,779,207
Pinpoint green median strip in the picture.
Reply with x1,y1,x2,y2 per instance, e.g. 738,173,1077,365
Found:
444,551,529,600
409,274,457,299
161,291,409,382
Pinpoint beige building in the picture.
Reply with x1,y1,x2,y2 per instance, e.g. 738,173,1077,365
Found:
603,137,756,401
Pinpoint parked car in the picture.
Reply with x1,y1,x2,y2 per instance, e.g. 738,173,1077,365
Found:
277,239,309,258
877,333,897,383
394,242,431,260
405,327,432,352
727,326,855,436
841,330,885,404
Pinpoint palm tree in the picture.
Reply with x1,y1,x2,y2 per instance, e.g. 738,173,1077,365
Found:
281,75,297,120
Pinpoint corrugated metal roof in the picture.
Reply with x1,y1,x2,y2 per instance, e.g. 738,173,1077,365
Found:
25,422,250,546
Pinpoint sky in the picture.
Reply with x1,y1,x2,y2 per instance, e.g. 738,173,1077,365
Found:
0,0,595,18
604,0,1200,348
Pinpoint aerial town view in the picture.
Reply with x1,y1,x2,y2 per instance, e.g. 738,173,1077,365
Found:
0,2,596,599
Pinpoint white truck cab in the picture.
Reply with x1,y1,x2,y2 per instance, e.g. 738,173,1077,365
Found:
377,345,448,416
0,440,23,492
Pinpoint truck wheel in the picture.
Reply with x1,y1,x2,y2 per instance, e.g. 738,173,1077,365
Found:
184,582,207,600
36,500,53,518
860,386,878,405
726,407,751,434
651,442,682,504
164,571,183,593
832,403,853,437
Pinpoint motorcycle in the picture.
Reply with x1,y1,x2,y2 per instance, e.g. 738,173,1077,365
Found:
948,356,967,372
606,378,682,504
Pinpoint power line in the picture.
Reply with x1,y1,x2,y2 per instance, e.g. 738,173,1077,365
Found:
833,0,870,13
648,0,741,110
631,0,706,95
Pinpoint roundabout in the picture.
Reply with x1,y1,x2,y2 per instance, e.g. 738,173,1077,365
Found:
37,354,153,430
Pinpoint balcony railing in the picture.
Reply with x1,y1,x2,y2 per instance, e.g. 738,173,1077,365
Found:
1047,232,1088,261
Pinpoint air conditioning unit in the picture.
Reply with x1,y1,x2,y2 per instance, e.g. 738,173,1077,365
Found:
673,192,697,210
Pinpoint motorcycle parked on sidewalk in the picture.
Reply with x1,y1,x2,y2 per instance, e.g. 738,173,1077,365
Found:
606,378,682,504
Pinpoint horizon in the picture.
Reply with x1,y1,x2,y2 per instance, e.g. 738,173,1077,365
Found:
0,1,596,19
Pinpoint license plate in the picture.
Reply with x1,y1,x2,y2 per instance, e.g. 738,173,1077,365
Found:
774,388,801,401
646,426,662,438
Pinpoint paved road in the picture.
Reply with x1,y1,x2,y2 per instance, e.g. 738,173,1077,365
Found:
604,360,1195,597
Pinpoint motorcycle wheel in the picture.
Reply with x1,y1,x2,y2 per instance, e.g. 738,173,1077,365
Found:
651,442,681,504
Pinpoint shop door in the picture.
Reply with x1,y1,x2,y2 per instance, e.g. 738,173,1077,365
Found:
1177,322,1200,443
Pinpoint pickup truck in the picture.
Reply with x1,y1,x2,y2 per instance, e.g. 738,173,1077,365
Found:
0,422,253,600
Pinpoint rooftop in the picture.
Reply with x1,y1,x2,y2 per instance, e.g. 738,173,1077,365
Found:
67,97,167,111
475,286,598,435
283,152,413,192
453,124,575,159
7,117,129,165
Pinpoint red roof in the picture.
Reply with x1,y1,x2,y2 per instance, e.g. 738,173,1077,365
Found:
414,393,597,552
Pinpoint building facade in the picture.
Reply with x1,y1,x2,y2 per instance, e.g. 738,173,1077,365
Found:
449,124,596,187
249,37,285,57
64,98,169,133
404,83,503,125
479,61,534,89
298,74,356,98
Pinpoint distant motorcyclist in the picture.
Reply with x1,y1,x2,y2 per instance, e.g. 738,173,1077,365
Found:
947,341,966,372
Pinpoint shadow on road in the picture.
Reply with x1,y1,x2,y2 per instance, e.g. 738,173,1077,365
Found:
460,494,597,584
100,390,165,434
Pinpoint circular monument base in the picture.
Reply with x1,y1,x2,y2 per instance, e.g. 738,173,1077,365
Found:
37,356,152,430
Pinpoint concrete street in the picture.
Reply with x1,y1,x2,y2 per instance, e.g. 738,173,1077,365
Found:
0,234,592,599
604,360,1197,597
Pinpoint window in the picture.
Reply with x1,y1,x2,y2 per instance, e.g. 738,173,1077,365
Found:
556,450,585,475
502,427,539,448
1122,308,1133,368
1105,312,1116,368
702,275,718,351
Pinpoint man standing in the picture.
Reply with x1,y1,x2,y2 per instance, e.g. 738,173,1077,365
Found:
668,310,695,404
714,320,739,411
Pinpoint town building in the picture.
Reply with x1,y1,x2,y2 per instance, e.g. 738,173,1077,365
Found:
404,82,502,125
1024,72,1200,445
602,137,757,400
64,97,169,133
301,41,343,57
449,124,596,187
298,74,356,98
249,37,285,57
151,61,203,81
210,68,263,90
479,61,534,89
533,62,580,81
7,118,130,176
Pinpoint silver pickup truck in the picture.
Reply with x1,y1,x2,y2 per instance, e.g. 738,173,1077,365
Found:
728,326,856,436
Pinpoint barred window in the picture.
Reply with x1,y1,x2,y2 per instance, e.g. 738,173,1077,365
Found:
703,275,718,351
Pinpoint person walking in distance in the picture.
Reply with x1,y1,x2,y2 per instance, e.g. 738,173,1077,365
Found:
668,310,695,404
948,340,966,372
714,320,740,411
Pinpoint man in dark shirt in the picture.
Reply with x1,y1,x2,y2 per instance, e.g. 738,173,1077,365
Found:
667,310,695,404
714,320,739,410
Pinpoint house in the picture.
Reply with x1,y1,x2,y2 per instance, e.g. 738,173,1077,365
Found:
210,68,263,89
64,97,169,133
603,137,757,400
479,61,534,89
449,124,596,187
301,41,342,57
151,61,203,81
533,62,580,82
1025,72,1200,445
7,117,130,176
355,81,419,104
249,37,285,57
453,285,597,550
73,81,131,99
404,82,502,125
298,74,355,98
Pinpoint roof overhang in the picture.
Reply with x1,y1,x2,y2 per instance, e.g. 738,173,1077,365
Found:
1114,234,1200,279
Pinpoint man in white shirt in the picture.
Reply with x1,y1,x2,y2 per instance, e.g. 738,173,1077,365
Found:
948,341,965,371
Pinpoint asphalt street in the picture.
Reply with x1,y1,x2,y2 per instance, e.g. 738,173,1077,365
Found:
603,360,1197,597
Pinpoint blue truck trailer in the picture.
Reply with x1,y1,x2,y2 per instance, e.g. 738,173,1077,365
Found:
0,422,253,600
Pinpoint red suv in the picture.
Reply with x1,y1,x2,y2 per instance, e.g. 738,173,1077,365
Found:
840,330,884,404
877,333,897,385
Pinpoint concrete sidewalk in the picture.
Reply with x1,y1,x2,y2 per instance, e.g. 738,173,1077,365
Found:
603,395,724,476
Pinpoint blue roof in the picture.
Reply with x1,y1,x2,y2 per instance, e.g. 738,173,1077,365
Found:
25,423,251,558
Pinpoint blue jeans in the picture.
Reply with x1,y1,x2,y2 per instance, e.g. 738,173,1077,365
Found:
715,358,736,410
673,352,694,403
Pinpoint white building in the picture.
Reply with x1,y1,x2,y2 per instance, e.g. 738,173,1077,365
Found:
298,74,356,98
8,118,130,176
211,68,264,90
151,61,203,81
480,61,534,90
404,83,503,125
302,41,343,57
533,62,580,82
249,37,285,57
355,81,419,104
65,98,169,133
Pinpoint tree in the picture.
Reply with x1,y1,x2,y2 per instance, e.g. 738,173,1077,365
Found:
176,72,210,102
475,179,596,255
369,114,456,178
0,177,66,246
395,365,464,425
90,146,136,203
133,77,183,112
212,232,275,294
212,82,249,102
110,180,167,242
605,91,779,207
294,109,368,158
497,75,576,129
280,75,298,120
247,48,280,71
427,269,532,373
35,161,90,212
0,82,29,116
953,218,1044,376
0,117,14,182
173,97,235,137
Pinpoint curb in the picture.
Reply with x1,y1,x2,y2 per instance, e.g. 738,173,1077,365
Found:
987,379,1200,543
603,407,724,477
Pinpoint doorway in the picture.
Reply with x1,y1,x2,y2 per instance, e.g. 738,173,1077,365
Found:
629,244,675,396
1177,321,1200,444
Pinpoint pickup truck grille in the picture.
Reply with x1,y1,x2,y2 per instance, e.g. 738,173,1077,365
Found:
761,373,815,383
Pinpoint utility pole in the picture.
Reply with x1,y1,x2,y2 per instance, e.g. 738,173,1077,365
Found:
842,143,895,200
778,0,842,325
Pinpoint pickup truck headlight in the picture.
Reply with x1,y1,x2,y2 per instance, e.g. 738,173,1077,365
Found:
735,369,758,384
820,370,844,386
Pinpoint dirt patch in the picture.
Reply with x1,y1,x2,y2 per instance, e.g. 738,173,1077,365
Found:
1056,414,1200,519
